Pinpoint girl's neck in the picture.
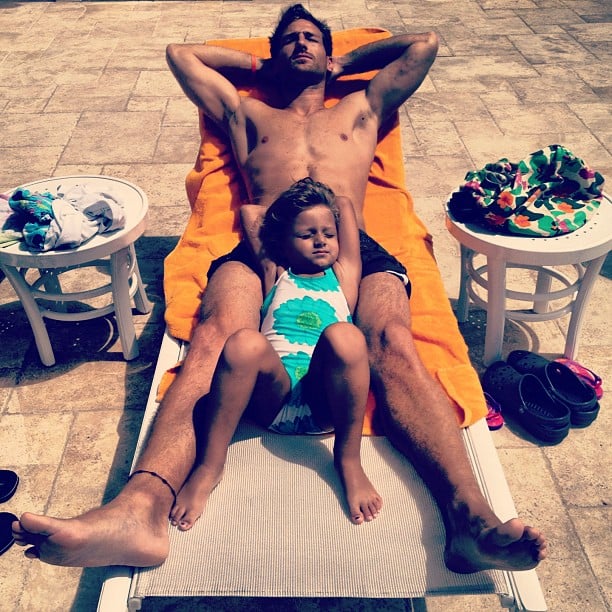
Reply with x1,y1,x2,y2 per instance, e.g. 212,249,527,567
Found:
289,266,327,278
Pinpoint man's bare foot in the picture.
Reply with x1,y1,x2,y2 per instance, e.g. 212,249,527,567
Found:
11,494,169,568
170,465,223,531
336,458,382,524
444,504,547,573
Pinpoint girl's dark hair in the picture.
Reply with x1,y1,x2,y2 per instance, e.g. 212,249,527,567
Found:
269,4,333,58
260,177,338,265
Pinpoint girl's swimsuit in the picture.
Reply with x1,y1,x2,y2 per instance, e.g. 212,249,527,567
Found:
260,267,351,434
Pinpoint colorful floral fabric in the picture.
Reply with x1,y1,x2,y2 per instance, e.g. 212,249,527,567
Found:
449,144,605,237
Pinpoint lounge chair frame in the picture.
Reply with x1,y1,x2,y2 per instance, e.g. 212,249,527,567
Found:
97,331,547,612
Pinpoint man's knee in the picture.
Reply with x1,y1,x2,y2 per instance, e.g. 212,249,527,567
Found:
364,319,419,367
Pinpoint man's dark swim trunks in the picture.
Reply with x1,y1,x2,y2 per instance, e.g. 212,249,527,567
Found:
207,229,411,297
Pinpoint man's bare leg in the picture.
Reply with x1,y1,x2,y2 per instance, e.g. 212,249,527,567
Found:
355,273,547,573
12,263,263,567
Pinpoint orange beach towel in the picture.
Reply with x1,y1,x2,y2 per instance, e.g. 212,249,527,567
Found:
162,28,487,432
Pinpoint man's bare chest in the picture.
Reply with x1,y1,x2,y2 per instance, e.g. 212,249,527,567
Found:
243,106,377,167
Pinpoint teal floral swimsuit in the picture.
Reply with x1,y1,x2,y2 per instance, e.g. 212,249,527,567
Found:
261,267,351,434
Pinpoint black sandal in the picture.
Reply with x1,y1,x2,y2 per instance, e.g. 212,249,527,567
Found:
0,470,19,504
508,350,599,427
482,361,570,444
0,512,18,556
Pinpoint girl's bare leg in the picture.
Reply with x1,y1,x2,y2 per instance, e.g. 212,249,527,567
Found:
309,322,382,524
170,329,290,530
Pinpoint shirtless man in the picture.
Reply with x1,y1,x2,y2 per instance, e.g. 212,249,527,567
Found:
13,4,546,573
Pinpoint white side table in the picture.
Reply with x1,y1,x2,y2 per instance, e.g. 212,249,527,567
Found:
446,194,612,366
0,175,153,366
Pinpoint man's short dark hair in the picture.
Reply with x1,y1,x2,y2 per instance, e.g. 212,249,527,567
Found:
269,3,333,58
260,177,338,264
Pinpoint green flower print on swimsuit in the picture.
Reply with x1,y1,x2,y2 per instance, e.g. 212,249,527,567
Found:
272,296,339,346
280,350,312,386
449,144,605,237
291,270,340,292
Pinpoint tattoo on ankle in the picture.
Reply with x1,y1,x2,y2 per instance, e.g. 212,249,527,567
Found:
130,469,177,507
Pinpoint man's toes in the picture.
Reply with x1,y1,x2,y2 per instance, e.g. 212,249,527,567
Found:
487,519,527,546
25,546,40,559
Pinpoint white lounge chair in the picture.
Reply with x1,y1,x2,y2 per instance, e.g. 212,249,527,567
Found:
97,330,547,612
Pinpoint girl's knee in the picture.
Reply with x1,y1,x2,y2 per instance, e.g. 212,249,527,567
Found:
223,329,268,367
322,323,368,364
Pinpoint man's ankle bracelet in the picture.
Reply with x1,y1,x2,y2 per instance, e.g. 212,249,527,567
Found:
129,469,177,507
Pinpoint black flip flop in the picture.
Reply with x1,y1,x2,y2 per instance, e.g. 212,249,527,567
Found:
0,470,19,504
482,361,570,444
508,350,600,427
0,512,18,556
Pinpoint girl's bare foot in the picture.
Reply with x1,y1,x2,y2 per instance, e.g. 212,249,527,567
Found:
336,458,382,524
169,465,224,531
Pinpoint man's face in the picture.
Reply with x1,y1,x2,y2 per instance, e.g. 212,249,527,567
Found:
274,19,332,81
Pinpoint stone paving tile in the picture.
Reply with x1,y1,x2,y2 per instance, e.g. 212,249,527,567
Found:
61,110,162,164
0,1,610,610
568,506,612,609
47,409,143,517
0,113,79,148
155,125,203,163
0,413,73,466
509,31,598,64
103,163,197,208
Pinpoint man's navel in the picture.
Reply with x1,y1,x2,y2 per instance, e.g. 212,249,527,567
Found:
340,133,348,141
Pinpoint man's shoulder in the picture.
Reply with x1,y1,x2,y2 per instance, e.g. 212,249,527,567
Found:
327,90,376,126
328,89,369,109
240,95,283,117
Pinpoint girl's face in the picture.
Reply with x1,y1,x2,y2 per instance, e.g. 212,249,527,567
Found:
284,204,339,274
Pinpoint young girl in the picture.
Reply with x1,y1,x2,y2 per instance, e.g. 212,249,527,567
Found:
170,178,381,530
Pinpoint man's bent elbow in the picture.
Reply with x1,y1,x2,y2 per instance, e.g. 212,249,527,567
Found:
166,43,180,69
422,31,439,60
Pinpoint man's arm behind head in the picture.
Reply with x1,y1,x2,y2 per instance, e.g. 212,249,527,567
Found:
166,43,248,130
332,32,439,125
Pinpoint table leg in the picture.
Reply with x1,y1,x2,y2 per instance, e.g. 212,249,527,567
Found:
128,244,153,314
0,264,56,366
564,254,607,360
533,268,553,314
110,247,139,360
456,245,472,322
484,257,507,366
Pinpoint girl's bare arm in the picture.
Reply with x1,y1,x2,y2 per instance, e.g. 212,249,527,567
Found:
239,205,279,296
333,196,361,312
